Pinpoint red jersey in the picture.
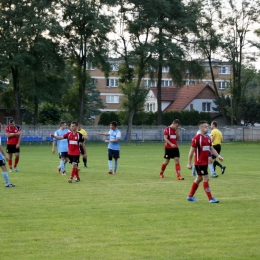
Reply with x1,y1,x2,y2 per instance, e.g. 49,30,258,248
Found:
191,134,212,165
5,125,21,145
63,132,84,156
164,126,178,148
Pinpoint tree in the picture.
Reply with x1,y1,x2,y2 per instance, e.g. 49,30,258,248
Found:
61,0,115,123
0,0,62,124
220,0,260,125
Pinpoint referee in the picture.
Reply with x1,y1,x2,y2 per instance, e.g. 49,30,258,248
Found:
210,121,226,174
78,123,88,168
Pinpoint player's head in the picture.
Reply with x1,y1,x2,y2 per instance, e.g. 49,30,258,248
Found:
9,119,15,126
70,121,78,132
60,121,67,129
198,120,209,134
211,121,217,129
110,121,117,130
172,119,180,128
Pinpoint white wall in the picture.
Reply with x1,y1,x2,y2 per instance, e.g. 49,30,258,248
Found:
184,99,216,112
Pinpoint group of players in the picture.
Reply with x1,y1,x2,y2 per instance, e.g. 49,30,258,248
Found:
159,119,226,203
1,118,225,203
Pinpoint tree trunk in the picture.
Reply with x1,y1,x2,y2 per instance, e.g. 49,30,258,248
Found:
157,25,163,125
125,108,135,143
33,96,39,125
11,67,22,124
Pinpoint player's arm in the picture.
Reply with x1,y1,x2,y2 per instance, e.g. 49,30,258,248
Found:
210,146,224,161
80,141,87,156
0,145,8,161
164,135,176,148
5,131,21,138
187,146,195,169
175,127,181,140
97,132,109,136
210,130,215,142
17,130,22,147
52,140,56,153
50,134,65,140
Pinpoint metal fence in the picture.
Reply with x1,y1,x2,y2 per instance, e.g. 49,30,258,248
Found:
2,125,260,143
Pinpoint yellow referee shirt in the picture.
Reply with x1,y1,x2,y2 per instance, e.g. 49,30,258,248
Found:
210,129,222,145
78,129,87,137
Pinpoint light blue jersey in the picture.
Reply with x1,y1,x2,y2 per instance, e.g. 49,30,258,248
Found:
54,129,69,153
0,137,4,160
108,129,121,150
197,130,210,137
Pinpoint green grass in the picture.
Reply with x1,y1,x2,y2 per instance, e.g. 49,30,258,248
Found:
0,141,260,260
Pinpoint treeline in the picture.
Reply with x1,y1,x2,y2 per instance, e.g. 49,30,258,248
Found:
98,111,212,126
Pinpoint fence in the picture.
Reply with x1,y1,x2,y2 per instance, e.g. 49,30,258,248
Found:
1,125,260,143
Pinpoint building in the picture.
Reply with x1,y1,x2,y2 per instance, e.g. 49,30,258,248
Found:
88,58,231,122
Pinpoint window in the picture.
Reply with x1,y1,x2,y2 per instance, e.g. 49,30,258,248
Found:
202,102,211,112
218,81,229,89
161,80,173,87
146,102,155,111
92,78,98,84
86,63,96,70
162,66,169,73
106,78,119,87
218,66,230,74
110,63,119,71
106,95,119,104
143,79,157,88
205,66,211,71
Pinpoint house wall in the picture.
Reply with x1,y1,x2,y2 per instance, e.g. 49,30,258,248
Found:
184,99,216,113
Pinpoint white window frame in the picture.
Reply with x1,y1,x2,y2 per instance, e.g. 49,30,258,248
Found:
218,81,229,89
106,95,119,104
106,78,119,88
145,102,155,112
218,66,230,74
143,79,157,88
161,80,173,87
162,66,169,73
86,63,96,70
202,102,211,112
110,63,119,71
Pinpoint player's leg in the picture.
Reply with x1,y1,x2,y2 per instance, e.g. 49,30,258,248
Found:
174,157,184,180
113,150,120,174
6,145,13,171
1,162,15,187
159,157,170,179
14,149,20,172
74,156,80,181
108,149,113,174
208,156,218,178
187,167,202,201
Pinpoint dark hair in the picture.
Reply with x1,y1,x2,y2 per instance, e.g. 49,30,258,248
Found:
71,121,78,126
211,121,217,127
9,119,14,124
173,119,181,125
60,121,66,126
110,121,117,127
198,120,208,126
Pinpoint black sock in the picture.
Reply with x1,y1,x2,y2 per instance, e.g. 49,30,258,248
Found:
214,160,222,168
83,158,87,166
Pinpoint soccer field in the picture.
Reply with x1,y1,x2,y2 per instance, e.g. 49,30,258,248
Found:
0,141,260,260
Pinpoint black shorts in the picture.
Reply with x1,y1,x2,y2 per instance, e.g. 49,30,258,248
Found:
108,149,120,159
6,144,20,154
212,144,221,159
195,165,208,175
59,152,68,159
0,159,6,167
68,155,80,164
164,148,180,159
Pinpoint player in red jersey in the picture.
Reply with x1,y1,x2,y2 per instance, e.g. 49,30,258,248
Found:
159,119,184,180
51,121,86,183
5,119,22,172
186,121,224,203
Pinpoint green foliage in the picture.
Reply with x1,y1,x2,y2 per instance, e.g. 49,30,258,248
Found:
0,87,15,113
98,112,111,126
38,103,61,125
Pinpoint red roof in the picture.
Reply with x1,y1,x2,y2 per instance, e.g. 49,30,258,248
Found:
165,84,215,111
150,87,178,101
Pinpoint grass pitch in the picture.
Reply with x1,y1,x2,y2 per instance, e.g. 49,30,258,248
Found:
0,141,260,260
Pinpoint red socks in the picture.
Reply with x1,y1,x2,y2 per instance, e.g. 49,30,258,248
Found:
175,163,181,176
160,164,166,174
189,182,199,197
14,158,19,168
8,159,12,169
203,182,213,200
70,168,80,180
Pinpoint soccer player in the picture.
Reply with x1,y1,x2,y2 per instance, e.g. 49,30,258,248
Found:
78,123,88,168
210,121,226,174
191,129,218,178
159,119,184,180
0,123,15,187
5,119,22,172
51,121,86,183
97,121,121,174
52,121,69,175
187,121,224,203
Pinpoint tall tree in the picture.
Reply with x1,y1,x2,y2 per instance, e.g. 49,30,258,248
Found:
0,0,61,124
220,0,260,125
61,0,115,123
